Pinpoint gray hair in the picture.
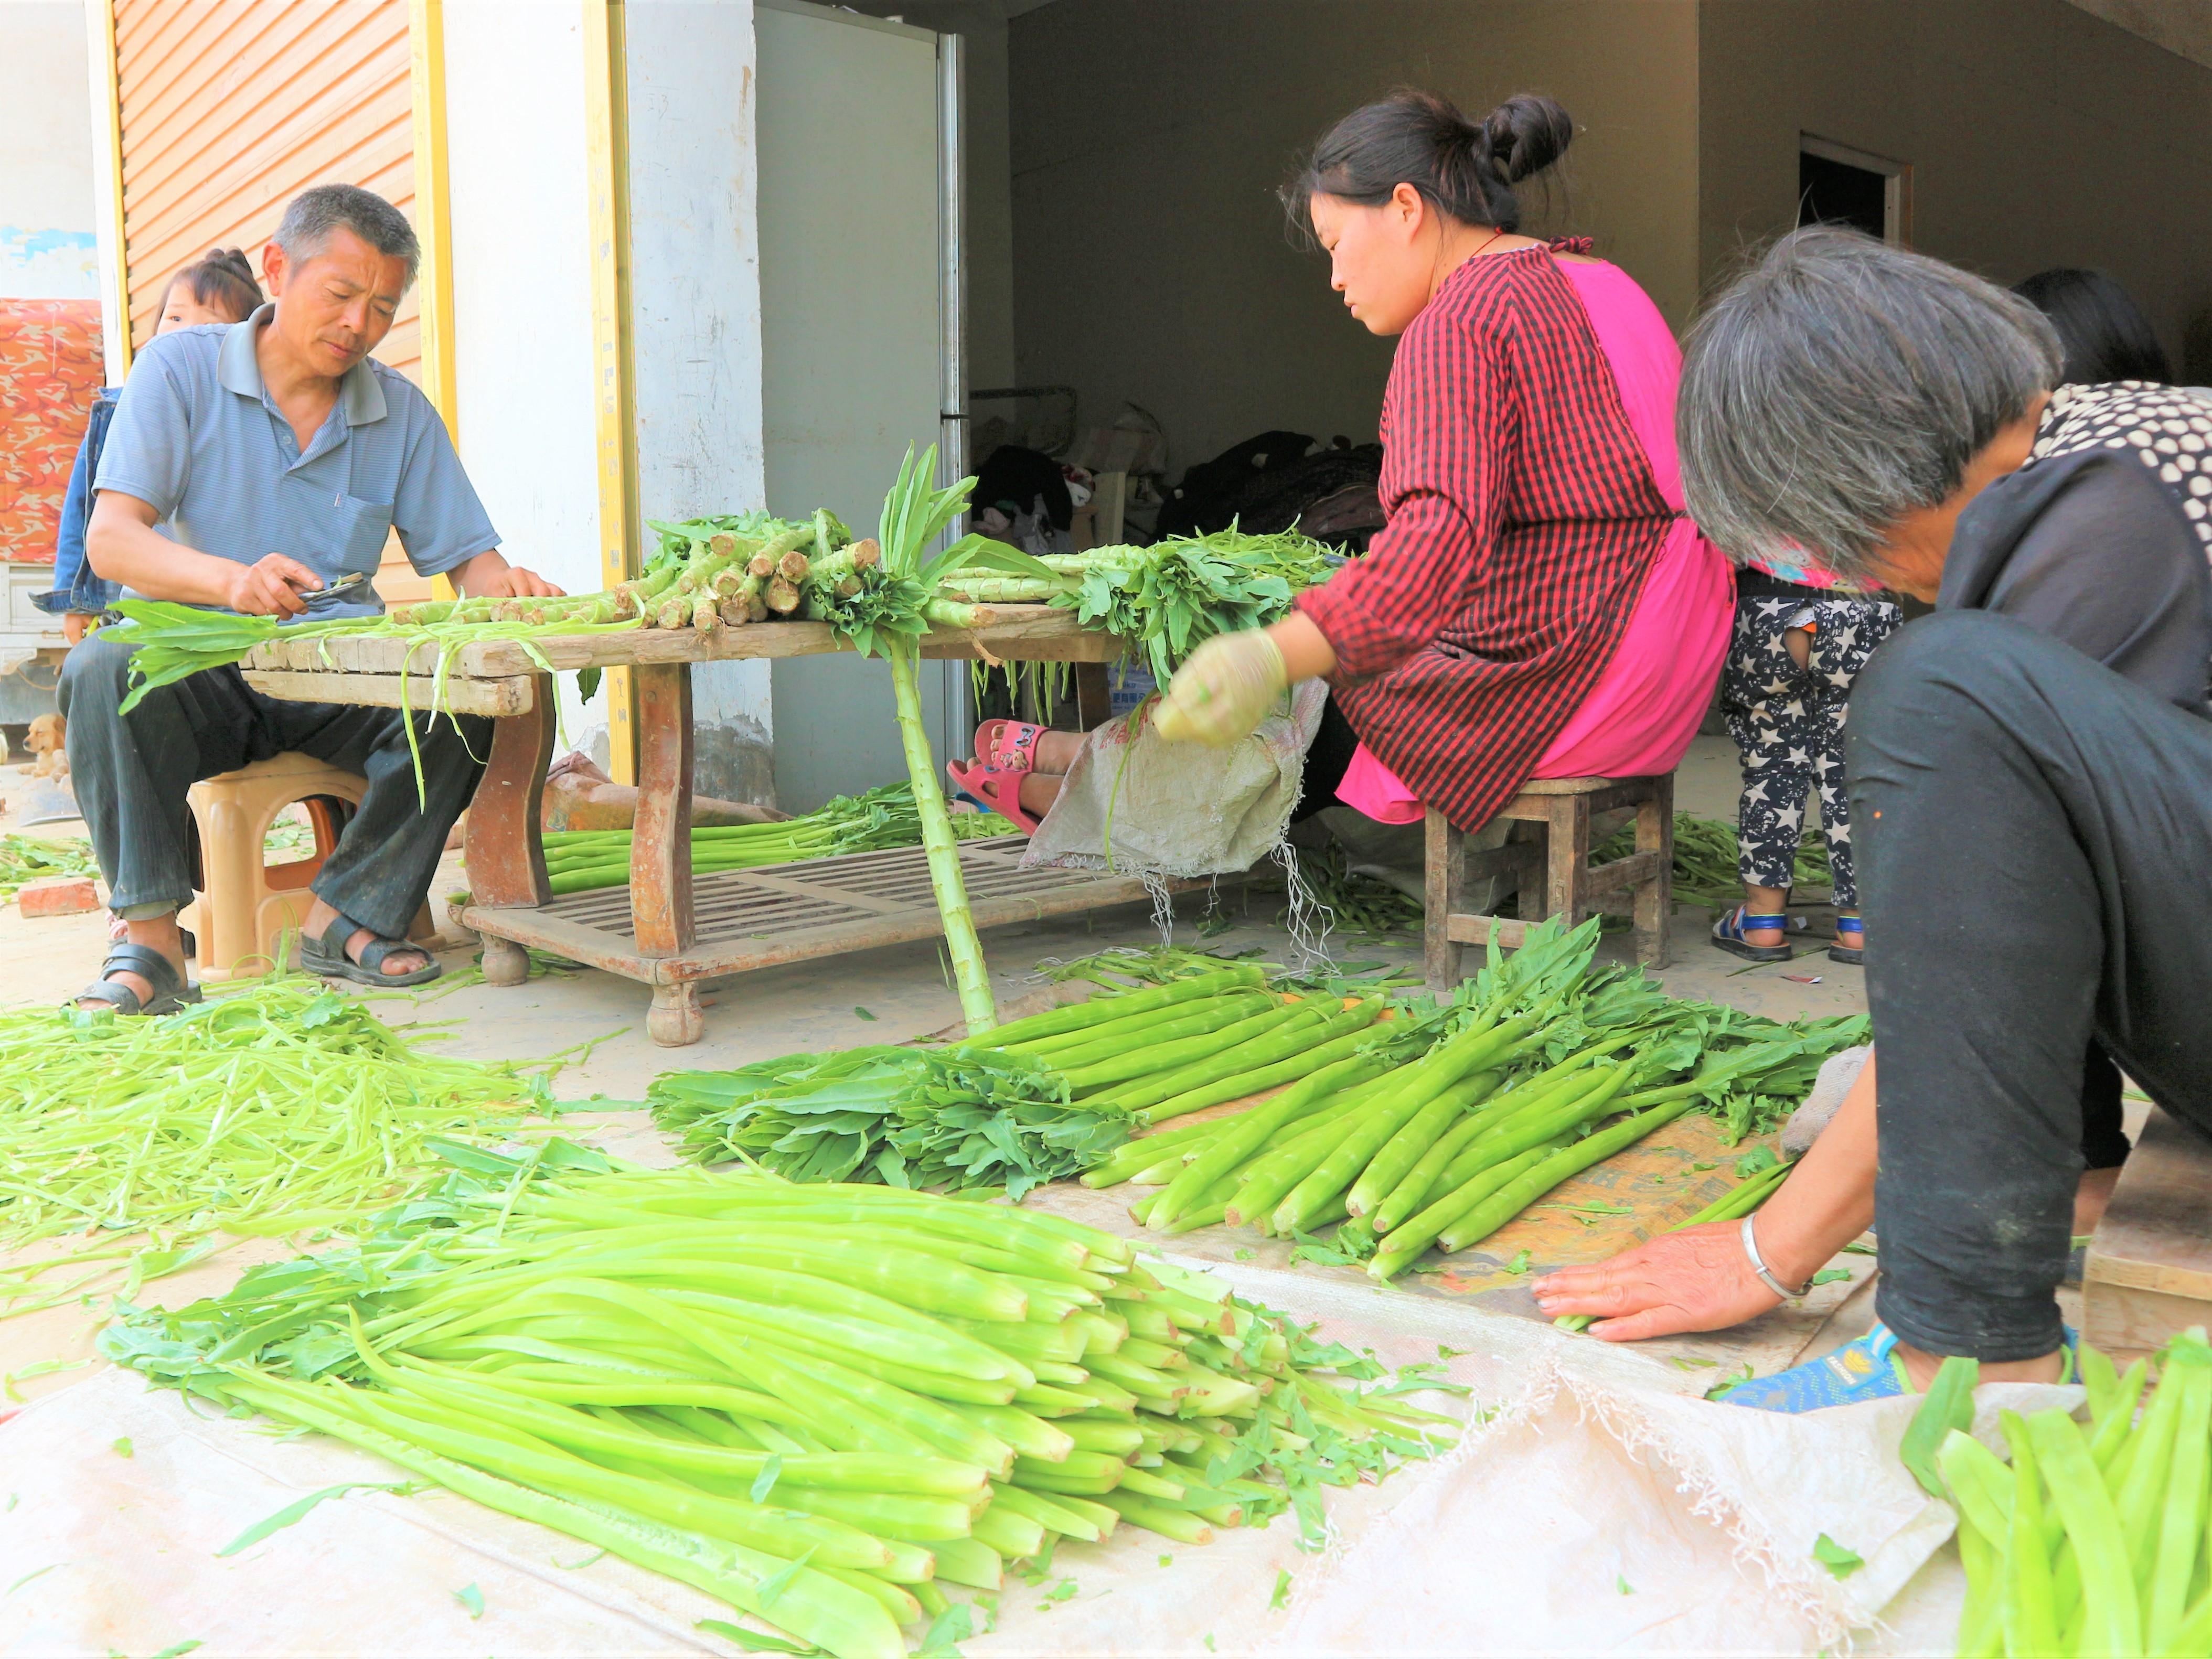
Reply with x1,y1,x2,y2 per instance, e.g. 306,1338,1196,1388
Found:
1677,227,2062,582
274,184,420,290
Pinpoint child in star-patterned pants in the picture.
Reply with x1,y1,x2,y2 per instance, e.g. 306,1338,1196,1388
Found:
1719,580,1901,948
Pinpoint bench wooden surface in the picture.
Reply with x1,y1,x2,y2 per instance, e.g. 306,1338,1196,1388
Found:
2085,1106,2212,1361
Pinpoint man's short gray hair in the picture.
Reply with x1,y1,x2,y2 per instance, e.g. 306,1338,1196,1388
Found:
274,183,421,290
1678,227,2062,584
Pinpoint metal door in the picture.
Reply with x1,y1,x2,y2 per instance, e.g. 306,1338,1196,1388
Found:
758,0,966,811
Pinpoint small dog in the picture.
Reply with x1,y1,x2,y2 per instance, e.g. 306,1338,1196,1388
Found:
25,712,67,780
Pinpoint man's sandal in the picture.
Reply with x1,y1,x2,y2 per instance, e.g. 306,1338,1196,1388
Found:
298,913,442,987
1711,906,1798,963
73,941,202,1016
1828,916,1866,966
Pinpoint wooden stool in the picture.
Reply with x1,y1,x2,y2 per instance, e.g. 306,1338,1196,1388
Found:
1423,773,1674,991
2084,1107,2212,1363
183,753,434,981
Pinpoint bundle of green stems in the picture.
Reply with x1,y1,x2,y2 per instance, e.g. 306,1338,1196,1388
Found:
1072,921,1863,1280
1915,1329,2212,1655
538,785,1016,897
107,1154,1458,1658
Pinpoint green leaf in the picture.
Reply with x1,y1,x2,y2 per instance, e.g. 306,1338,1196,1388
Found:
216,1482,406,1557
756,1546,817,1609
1899,1355,1979,1500
554,1548,607,1570
749,1453,782,1504
576,666,603,702
454,1582,485,1619
917,1602,974,1658
1269,1568,1292,1611
111,1438,133,1458
853,1007,877,1022
1733,1144,1780,1178
5,1562,64,1598
696,1618,820,1654
1812,1534,1863,1578
1617,1575,1634,1595
1809,1268,1852,1287
1502,1250,1532,1275
148,1644,203,1659
1157,1554,1172,1567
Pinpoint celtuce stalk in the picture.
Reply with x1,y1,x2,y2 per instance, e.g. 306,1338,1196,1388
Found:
105,1158,1460,1659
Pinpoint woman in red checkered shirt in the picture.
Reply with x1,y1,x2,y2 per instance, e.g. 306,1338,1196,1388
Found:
1157,91,1732,842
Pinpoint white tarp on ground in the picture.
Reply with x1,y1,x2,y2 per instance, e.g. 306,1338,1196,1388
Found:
0,1258,2074,1658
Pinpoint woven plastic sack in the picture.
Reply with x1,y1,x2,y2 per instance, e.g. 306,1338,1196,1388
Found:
1021,680,1329,881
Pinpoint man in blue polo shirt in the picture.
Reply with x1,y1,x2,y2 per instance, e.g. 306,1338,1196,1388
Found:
61,184,563,1012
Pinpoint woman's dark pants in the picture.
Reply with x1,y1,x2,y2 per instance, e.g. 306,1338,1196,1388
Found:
1851,609,2212,1363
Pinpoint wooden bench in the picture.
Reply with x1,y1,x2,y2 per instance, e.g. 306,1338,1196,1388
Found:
1423,773,1674,991
2085,1106,2212,1362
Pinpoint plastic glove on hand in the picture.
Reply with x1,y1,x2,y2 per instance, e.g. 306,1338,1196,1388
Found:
1153,629,1289,746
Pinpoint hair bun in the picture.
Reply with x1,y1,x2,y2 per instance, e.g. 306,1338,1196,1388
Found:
1482,93,1574,185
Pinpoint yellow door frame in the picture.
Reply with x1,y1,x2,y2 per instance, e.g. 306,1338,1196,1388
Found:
95,0,131,373
584,0,642,783
409,0,462,603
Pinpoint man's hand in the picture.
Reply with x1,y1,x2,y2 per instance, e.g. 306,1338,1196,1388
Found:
455,548,564,601
225,553,323,618
1531,1222,1782,1342
1155,629,1290,745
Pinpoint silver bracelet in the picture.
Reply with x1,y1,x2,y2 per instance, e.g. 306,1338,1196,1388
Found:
1741,1214,1812,1300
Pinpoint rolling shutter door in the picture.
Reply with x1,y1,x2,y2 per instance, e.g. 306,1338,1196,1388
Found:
111,0,430,598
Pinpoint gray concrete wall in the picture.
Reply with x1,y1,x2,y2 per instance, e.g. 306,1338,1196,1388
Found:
1699,0,2212,379
1005,0,1700,473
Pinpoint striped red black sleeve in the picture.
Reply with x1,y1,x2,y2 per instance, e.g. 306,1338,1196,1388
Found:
1295,298,1513,684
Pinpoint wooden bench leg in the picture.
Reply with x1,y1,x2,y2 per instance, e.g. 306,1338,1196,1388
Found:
1545,793,1591,929
482,936,530,987
1634,773,1674,967
649,980,705,1047
463,671,554,910
632,662,697,960
1424,807,1465,992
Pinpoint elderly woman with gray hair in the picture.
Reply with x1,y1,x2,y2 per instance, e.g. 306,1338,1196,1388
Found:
1535,227,2212,1410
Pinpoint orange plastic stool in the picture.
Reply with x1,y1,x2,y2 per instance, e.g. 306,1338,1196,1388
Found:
183,753,435,981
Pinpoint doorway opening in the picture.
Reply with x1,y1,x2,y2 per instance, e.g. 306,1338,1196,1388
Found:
1798,135,1912,244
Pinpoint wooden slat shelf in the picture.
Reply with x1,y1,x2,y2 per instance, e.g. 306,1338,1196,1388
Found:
460,837,1191,989
248,605,1142,1045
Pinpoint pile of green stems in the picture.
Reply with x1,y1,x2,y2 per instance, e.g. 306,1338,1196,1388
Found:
0,831,99,901
971,965,1399,1129
539,798,1012,897
0,983,555,1318
1931,1328,2212,1655
1590,812,1833,908
138,1170,1450,1659
1080,982,1818,1282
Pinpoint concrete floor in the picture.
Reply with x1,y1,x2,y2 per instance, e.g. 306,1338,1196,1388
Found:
0,733,1853,1083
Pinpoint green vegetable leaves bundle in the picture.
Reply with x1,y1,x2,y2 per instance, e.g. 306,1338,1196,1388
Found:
648,1043,1126,1200
1048,525,1338,683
